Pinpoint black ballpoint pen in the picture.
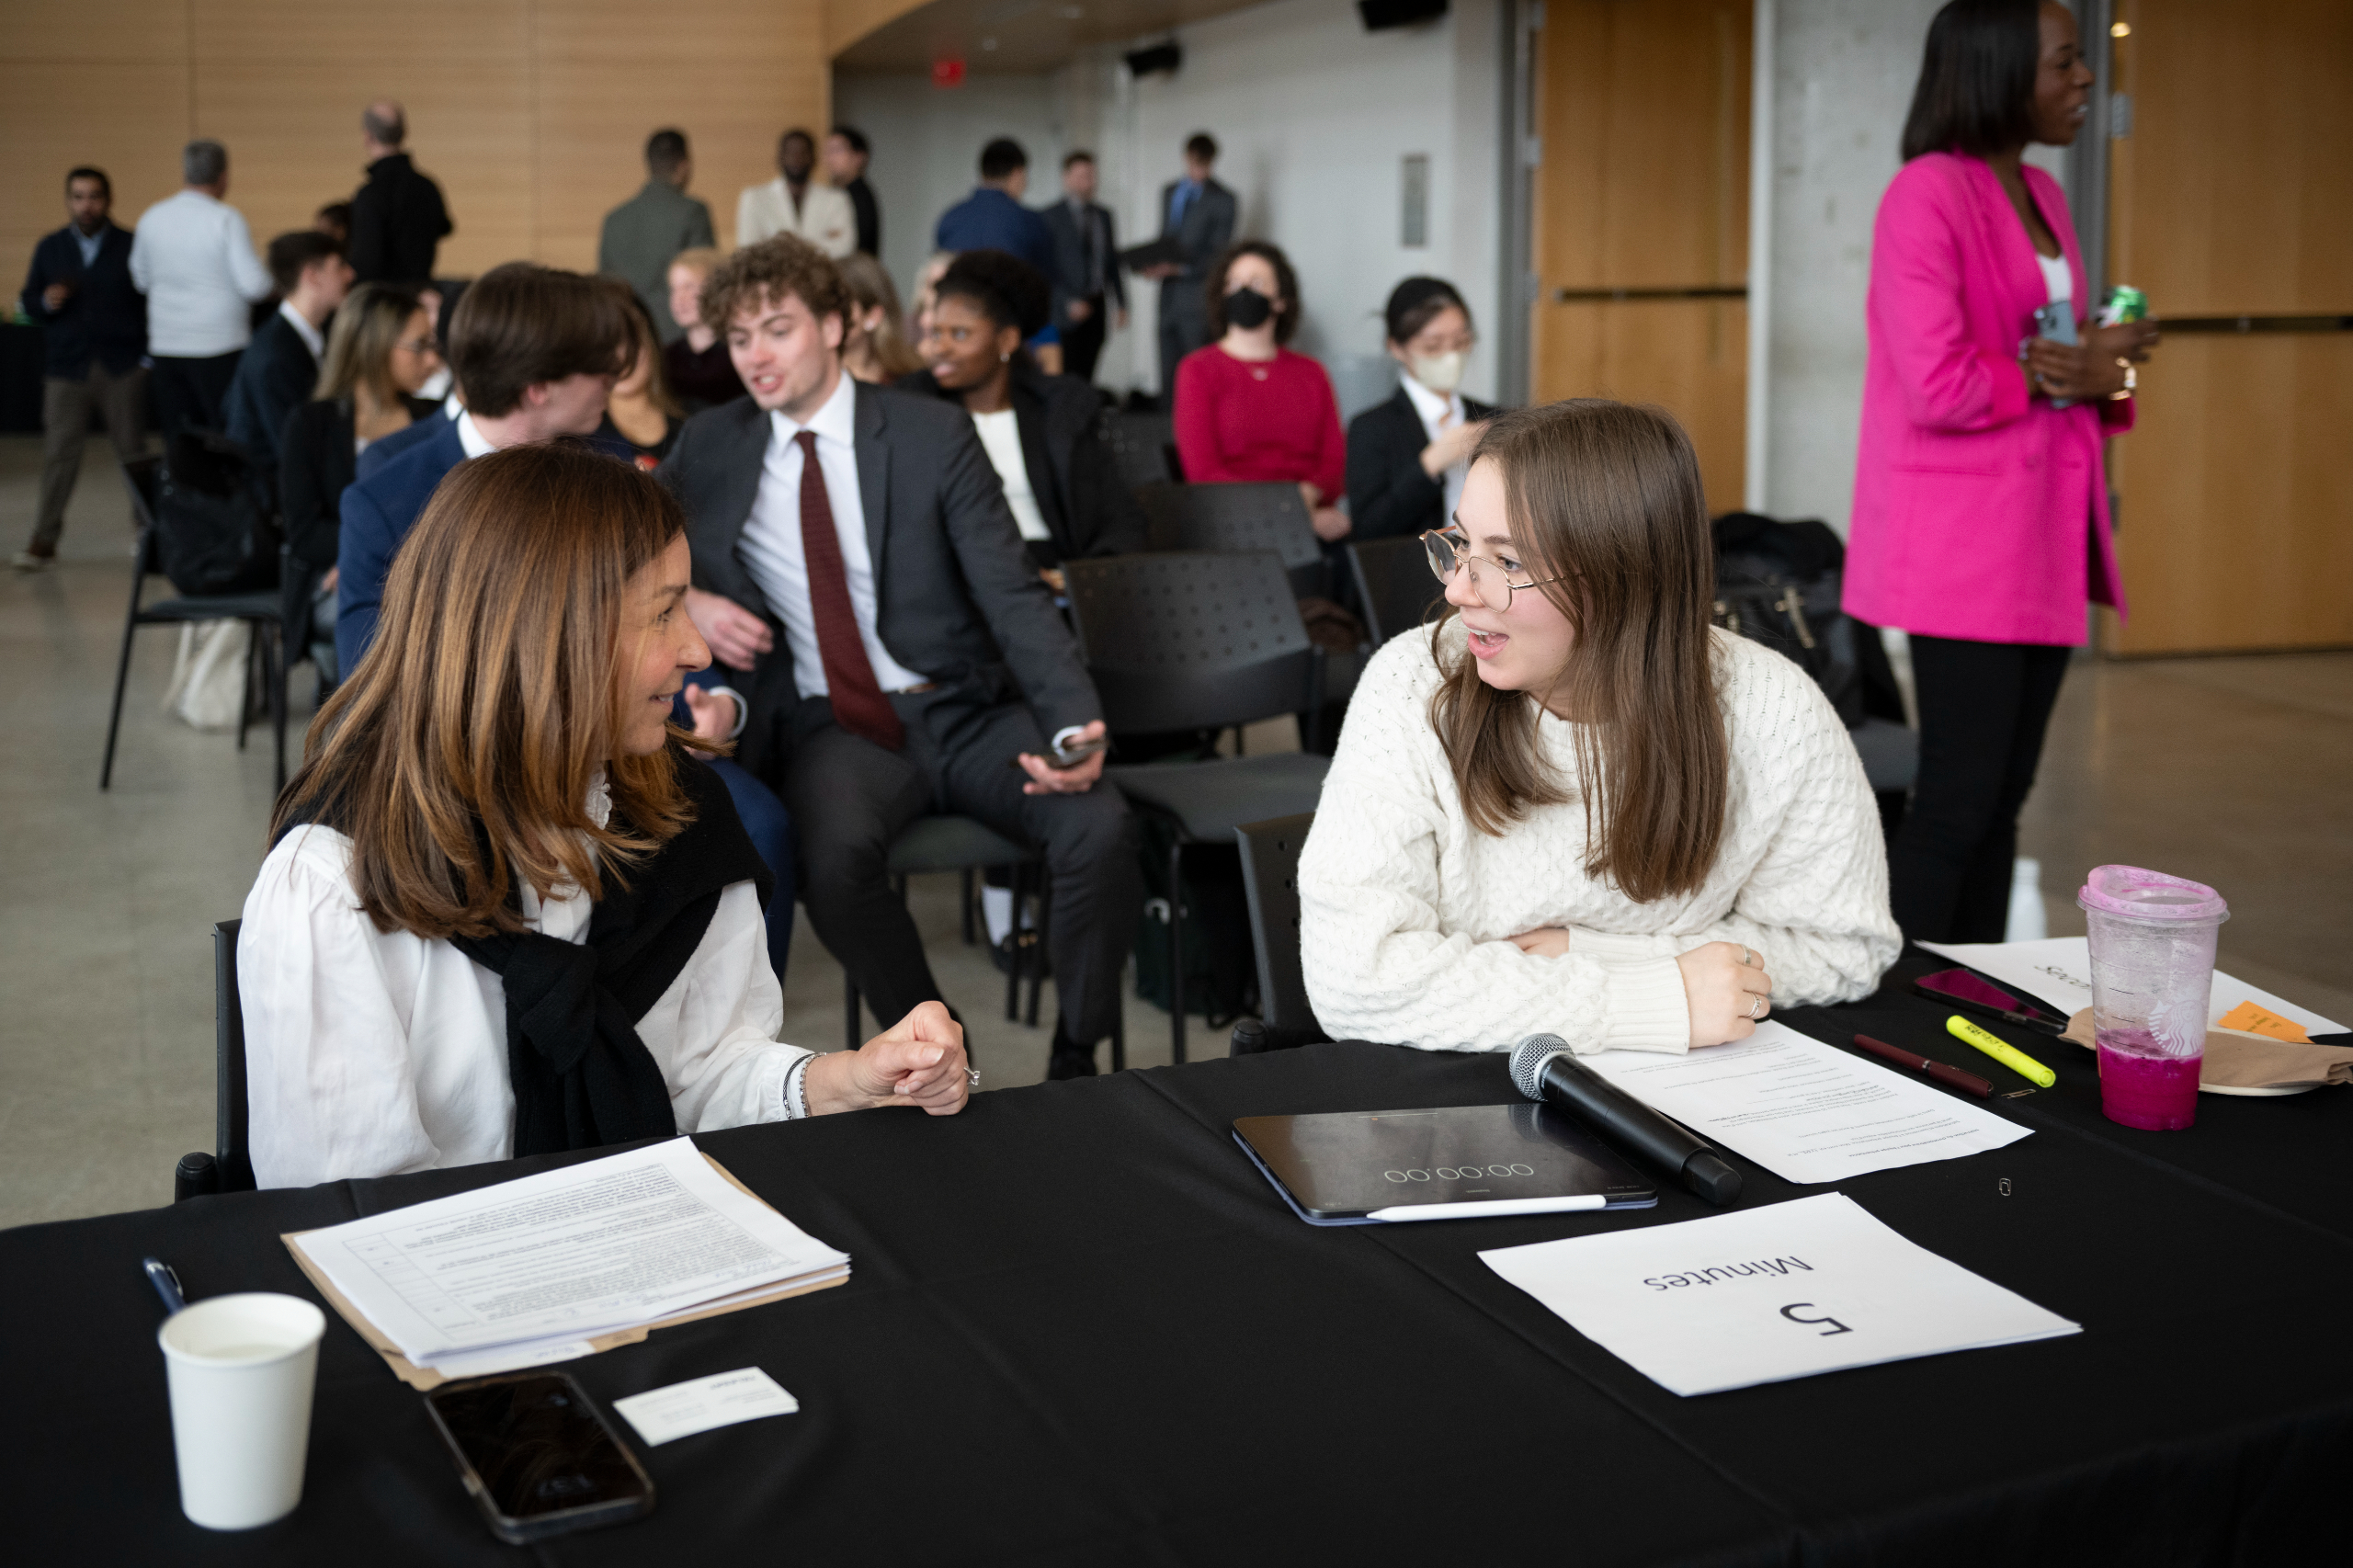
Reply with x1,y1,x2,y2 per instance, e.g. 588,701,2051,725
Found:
142,1256,187,1315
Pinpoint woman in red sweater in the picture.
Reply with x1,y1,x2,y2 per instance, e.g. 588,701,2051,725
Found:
1172,241,1348,541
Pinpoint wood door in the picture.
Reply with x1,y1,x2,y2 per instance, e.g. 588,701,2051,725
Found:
2104,0,2353,653
1530,0,1751,512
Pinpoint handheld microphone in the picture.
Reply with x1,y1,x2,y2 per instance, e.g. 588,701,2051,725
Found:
1508,1035,1743,1207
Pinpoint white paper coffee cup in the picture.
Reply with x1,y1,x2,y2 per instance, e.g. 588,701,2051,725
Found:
157,1292,326,1529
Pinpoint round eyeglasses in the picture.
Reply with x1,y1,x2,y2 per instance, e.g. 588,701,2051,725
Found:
1420,528,1566,615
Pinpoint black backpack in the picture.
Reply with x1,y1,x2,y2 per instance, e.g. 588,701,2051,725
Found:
1710,511,1869,727
156,430,280,597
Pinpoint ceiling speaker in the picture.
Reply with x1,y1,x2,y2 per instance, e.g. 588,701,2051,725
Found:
1125,42,1182,77
1358,0,1448,30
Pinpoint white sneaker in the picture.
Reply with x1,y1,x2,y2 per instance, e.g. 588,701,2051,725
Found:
10,550,56,573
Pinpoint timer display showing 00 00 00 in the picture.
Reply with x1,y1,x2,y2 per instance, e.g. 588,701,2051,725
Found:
1382,1163,1538,1183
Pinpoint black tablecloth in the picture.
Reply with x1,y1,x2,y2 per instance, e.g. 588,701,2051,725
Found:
7,972,2352,1566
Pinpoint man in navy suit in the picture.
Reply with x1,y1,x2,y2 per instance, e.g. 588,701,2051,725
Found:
16,166,145,571
222,231,352,472
933,139,1054,278
336,262,630,672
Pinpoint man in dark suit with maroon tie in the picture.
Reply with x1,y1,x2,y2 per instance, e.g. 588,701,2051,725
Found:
658,236,1138,1079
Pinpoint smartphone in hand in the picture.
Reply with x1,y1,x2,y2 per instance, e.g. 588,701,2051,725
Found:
1010,734,1110,772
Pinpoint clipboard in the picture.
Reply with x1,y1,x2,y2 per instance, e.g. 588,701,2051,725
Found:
281,1152,847,1391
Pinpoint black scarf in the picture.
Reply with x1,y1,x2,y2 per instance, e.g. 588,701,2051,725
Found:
281,750,774,1158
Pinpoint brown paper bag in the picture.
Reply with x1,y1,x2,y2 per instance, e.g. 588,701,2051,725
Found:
2062,1009,2353,1092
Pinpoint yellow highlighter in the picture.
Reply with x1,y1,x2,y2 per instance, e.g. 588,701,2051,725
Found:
1946,1015,2057,1088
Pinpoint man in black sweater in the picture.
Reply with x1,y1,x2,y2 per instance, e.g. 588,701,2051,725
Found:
16,166,146,571
348,101,451,287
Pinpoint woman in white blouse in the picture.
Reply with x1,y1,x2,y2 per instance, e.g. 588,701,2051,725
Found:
1299,400,1900,1057
241,442,968,1189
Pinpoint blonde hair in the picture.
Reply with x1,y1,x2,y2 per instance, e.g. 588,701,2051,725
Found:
272,444,696,937
313,282,425,407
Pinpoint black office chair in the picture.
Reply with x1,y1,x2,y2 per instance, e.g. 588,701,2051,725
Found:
176,920,258,1201
1228,812,1332,1056
1348,534,1445,646
105,455,292,791
1138,482,1329,600
1101,408,1179,495
840,815,1126,1069
1064,551,1332,1064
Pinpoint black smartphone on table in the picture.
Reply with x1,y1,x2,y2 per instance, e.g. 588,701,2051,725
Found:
424,1371,654,1545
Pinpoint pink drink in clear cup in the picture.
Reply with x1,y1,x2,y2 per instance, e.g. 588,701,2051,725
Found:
2076,865,2229,1131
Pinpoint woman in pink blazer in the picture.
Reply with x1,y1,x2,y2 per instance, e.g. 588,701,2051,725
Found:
1846,0,2159,942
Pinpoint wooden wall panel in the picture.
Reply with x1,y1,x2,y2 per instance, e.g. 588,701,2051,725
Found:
2,0,832,287
1532,0,1750,507
2106,335,2353,654
0,63,193,270
1535,301,1747,517
2100,0,2353,653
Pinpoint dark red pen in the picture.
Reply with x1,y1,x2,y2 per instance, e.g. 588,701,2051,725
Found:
1851,1033,1995,1097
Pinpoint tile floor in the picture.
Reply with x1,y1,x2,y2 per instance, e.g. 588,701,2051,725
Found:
2,434,2346,1230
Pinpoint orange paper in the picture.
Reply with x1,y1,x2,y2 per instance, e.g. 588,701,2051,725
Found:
2216,1001,2312,1044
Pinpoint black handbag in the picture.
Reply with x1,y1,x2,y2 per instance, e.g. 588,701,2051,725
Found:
156,429,280,597
1710,511,1866,727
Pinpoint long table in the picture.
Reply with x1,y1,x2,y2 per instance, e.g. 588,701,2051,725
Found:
8,959,2351,1565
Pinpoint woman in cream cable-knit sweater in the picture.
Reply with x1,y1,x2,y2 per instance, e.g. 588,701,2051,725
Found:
1300,400,1899,1056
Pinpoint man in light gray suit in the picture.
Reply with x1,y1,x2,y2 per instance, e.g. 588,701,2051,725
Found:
598,129,715,343
660,236,1139,1079
1143,132,1238,410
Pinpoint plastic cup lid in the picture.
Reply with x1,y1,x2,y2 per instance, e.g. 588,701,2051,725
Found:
2075,864,2229,922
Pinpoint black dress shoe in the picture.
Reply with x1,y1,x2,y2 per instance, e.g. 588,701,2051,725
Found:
1046,1046,1098,1080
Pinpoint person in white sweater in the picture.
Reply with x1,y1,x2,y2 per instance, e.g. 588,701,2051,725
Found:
240,443,968,1188
1300,400,1900,1057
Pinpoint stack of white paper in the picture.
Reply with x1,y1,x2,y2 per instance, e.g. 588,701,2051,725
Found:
290,1139,848,1375
1575,1020,2032,1186
1482,1192,2080,1395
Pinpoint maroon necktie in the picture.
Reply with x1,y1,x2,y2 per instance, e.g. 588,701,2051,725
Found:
794,429,904,750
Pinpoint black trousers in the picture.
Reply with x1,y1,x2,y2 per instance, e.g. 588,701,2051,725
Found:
1892,635,2073,943
1157,290,1209,413
1062,298,1108,384
150,351,242,440
778,691,1141,1047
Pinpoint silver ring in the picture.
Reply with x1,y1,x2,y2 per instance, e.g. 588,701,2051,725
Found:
1749,994,1767,1020
967,1068,982,1089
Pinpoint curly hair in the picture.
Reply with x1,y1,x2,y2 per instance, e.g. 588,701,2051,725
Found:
936,249,1052,340
697,234,848,336
1204,240,1303,346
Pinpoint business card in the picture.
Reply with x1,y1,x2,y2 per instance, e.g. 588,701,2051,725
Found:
611,1367,800,1446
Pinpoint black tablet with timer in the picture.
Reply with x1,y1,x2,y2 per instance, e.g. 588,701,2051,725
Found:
1233,1103,1656,1226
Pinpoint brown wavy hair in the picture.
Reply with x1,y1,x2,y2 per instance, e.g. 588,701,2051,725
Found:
1428,400,1727,903
697,233,847,335
271,443,698,937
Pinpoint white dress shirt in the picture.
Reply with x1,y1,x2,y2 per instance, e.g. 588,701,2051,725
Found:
127,188,274,357
278,300,324,362
454,408,499,460
239,777,814,1190
737,371,929,700
1401,374,1471,524
735,178,858,258
970,409,1051,541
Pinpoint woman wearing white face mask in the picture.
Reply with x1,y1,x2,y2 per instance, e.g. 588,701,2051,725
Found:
1347,277,1496,541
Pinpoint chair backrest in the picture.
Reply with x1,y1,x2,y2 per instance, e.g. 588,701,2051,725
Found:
212,920,256,1193
1063,551,1316,733
1102,409,1177,493
1140,483,1325,597
1348,534,1444,646
1235,812,1329,1048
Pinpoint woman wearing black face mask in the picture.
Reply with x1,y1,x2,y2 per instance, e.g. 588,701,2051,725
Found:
1171,240,1347,542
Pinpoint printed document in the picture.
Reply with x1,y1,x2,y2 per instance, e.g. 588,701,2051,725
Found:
290,1139,848,1369
1919,937,2347,1034
1482,1192,2079,1395
1575,1021,2030,1185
